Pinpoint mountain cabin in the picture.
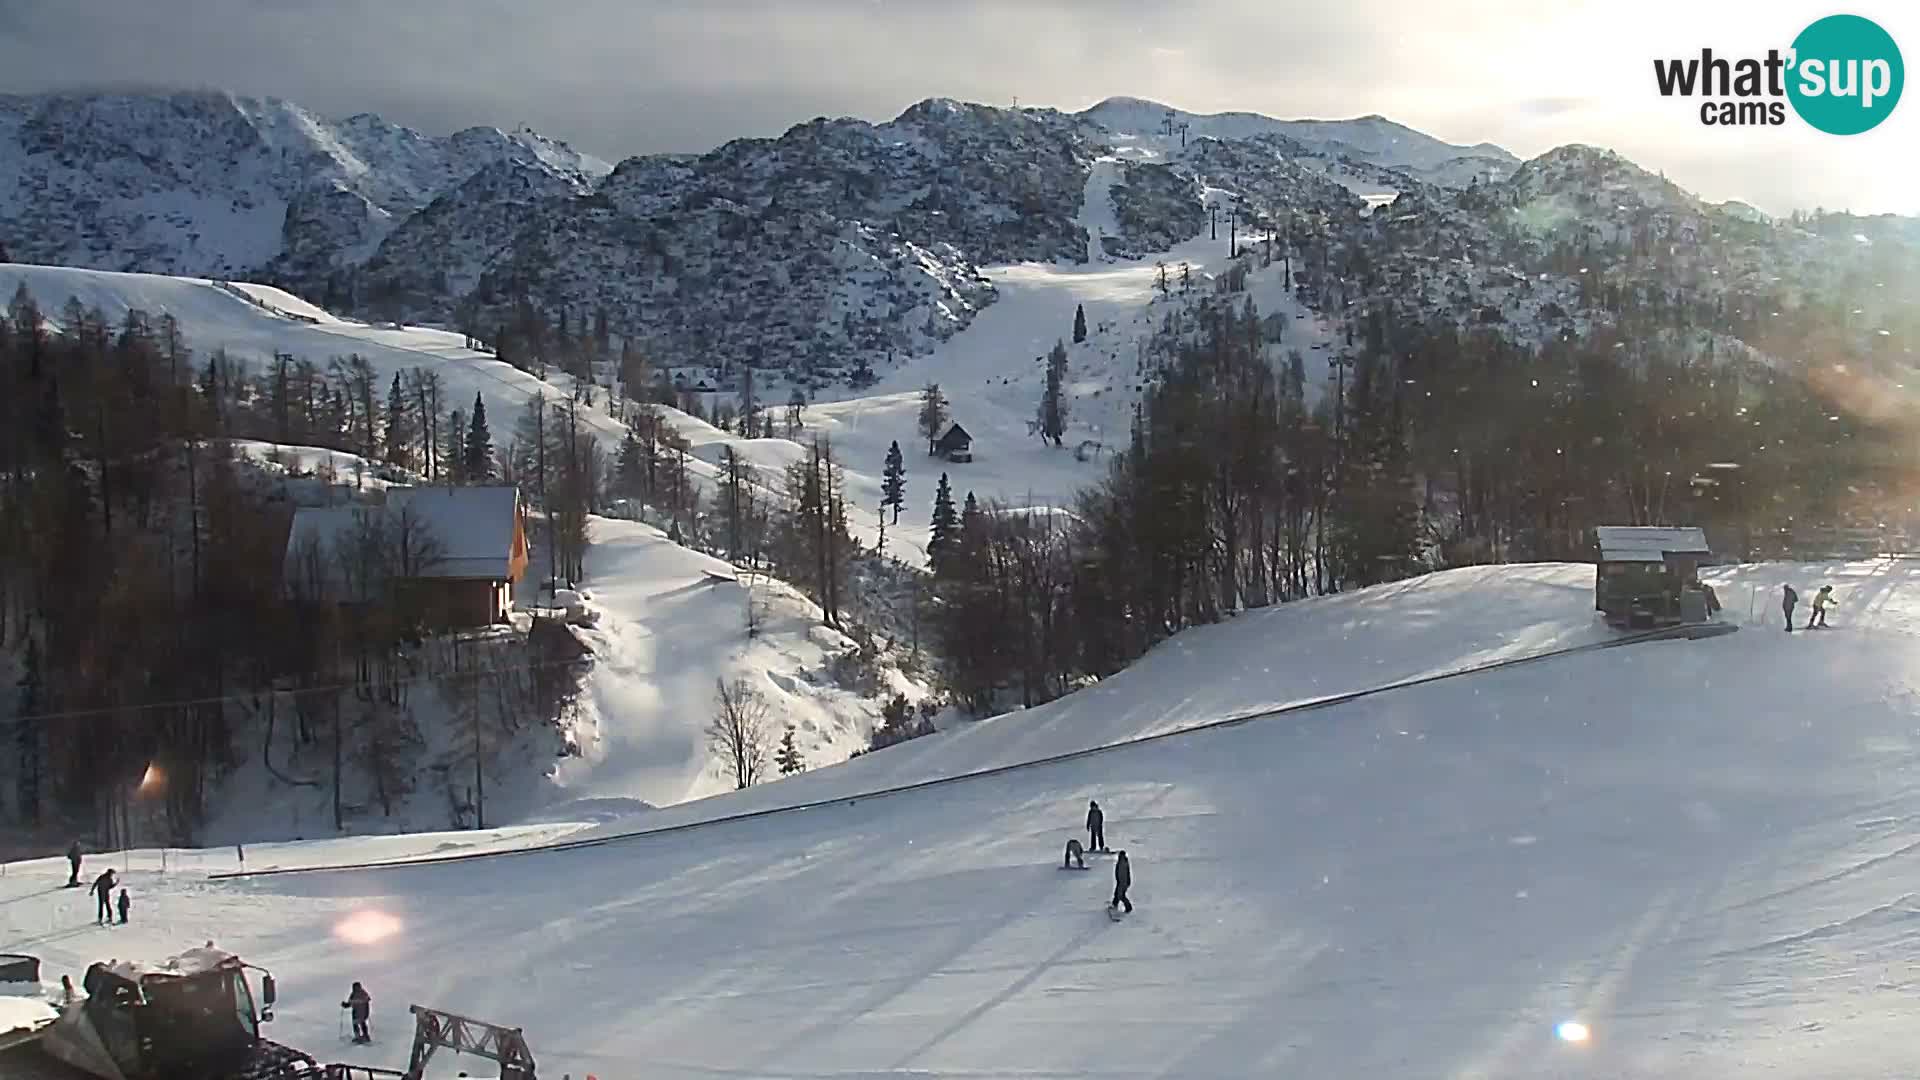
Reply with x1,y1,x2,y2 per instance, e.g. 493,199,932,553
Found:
935,422,973,463
1593,525,1718,629
284,485,530,629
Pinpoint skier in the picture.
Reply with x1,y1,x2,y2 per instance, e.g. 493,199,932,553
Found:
66,841,82,888
1063,838,1086,869
1809,585,1834,629
1110,850,1133,914
116,888,130,926
1781,584,1798,633
342,982,372,1044
91,869,117,926
1086,800,1106,853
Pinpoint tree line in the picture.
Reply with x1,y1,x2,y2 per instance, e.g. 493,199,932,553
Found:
0,285,589,844
920,286,1915,716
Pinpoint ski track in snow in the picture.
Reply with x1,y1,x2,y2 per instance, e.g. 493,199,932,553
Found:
5,560,1920,1076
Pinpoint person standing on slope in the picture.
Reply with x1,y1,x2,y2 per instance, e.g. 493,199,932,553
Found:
1809,585,1834,629
1110,850,1133,914
1086,800,1106,853
342,982,372,1044
1782,584,1798,633
66,841,82,888
91,868,117,926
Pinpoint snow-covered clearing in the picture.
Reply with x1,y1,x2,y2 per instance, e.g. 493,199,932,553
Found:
5,558,1916,1076
803,142,1340,561
547,517,914,812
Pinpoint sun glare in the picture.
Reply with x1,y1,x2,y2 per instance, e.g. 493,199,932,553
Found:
1556,1020,1592,1044
334,909,404,946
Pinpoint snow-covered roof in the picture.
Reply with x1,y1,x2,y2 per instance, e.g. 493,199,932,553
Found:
937,422,971,444
0,997,57,1033
386,486,523,580
104,945,238,984
287,486,523,583
1595,526,1711,562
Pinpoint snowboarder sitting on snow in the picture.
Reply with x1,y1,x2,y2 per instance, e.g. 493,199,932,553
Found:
343,982,372,1044
1782,584,1799,633
92,869,117,926
1809,585,1834,629
66,841,82,887
1110,850,1133,914
1086,800,1106,853
116,888,129,925
1064,838,1086,869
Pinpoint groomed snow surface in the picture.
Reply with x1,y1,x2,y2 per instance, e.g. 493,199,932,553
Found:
7,558,1920,1078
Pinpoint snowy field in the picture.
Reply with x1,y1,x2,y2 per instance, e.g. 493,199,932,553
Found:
6,558,1919,1078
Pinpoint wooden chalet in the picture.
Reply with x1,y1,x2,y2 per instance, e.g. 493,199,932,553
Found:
284,485,530,629
1593,525,1716,628
934,422,973,463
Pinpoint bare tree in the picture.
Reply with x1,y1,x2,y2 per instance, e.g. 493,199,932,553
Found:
706,676,774,790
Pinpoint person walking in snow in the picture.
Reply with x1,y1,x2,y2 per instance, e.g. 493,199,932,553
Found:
1064,838,1086,869
1110,850,1133,914
115,888,129,925
1782,584,1798,633
1808,585,1834,629
66,841,82,888
1086,800,1106,853
342,981,372,1044
91,869,117,925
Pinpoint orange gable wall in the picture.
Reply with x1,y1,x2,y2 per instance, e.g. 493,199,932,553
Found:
507,499,530,583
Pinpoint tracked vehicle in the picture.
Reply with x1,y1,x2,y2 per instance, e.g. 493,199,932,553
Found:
1,943,534,1080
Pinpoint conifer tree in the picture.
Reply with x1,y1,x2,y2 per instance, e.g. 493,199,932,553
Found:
464,394,493,482
1073,303,1087,344
928,472,958,574
777,726,804,776
1038,340,1068,447
881,440,907,524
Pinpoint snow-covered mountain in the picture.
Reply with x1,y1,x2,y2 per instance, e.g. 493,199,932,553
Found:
0,89,609,281
2,88,1913,389
1079,95,1518,182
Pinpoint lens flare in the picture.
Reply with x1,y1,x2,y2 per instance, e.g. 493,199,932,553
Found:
334,909,403,946
1556,1021,1591,1044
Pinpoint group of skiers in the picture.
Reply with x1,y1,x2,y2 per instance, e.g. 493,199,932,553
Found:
67,843,130,925
62,839,374,1044
1781,584,1836,632
1062,800,1132,914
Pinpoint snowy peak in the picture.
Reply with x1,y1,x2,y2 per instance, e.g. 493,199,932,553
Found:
0,89,610,280
1078,96,1517,175
1501,143,1704,239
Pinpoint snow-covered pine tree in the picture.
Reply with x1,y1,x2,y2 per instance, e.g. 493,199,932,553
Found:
1073,303,1087,344
881,441,906,524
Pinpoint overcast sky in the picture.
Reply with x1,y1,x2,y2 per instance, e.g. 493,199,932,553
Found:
0,0,1912,216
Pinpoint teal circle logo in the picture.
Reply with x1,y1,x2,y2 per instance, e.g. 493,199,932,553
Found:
1787,14,1904,134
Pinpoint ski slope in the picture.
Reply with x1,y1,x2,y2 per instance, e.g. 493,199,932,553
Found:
801,140,1341,564
6,558,1919,1078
